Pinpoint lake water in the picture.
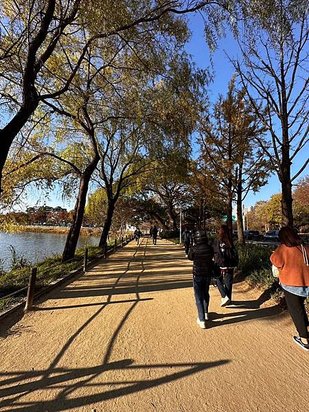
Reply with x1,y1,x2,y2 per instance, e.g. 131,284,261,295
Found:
0,231,100,271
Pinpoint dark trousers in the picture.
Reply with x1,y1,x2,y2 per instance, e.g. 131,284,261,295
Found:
216,268,234,300
193,276,211,321
184,242,190,255
283,289,309,339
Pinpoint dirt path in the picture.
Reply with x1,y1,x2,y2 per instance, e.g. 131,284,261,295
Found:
0,238,308,412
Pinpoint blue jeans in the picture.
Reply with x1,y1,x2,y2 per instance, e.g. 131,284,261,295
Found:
216,268,234,300
193,276,211,321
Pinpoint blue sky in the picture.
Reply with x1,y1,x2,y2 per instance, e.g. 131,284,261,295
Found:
23,12,306,212
185,13,283,209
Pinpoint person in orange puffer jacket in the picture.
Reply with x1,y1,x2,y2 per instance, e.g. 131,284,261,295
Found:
270,226,309,351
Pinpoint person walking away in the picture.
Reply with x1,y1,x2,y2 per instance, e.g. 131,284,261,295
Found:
270,226,309,351
188,230,214,329
183,227,192,257
213,224,238,307
152,225,158,245
134,228,142,245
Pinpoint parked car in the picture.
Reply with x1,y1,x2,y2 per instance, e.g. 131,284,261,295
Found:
244,230,262,241
263,230,280,242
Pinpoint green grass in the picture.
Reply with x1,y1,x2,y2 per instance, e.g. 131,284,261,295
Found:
0,244,117,313
0,236,137,314
0,296,25,312
0,246,104,292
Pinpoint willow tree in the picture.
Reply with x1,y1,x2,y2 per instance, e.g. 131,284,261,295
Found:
0,0,81,195
1,1,208,260
0,111,68,209
135,53,208,231
143,153,193,231
96,123,150,249
234,0,308,226
0,0,239,195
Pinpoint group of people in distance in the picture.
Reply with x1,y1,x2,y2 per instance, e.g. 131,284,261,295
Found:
185,224,309,352
133,224,159,245
133,228,142,244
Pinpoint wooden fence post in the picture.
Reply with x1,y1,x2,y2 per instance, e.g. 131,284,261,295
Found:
83,247,88,272
24,267,37,312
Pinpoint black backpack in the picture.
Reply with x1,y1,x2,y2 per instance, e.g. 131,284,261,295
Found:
219,242,238,267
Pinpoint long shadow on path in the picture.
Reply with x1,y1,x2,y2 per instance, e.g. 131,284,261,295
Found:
0,358,230,411
207,285,284,329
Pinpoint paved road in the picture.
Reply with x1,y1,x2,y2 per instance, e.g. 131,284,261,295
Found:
0,238,308,412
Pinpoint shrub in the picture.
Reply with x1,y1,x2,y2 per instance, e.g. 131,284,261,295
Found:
236,243,283,301
160,230,179,240
9,245,30,270
237,243,273,279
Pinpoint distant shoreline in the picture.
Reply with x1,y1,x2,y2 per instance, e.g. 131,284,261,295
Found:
0,225,102,236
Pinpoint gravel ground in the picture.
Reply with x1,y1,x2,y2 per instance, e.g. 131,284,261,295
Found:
0,238,308,412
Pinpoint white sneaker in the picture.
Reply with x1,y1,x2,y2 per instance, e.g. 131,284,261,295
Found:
205,312,209,321
221,296,231,307
197,318,206,329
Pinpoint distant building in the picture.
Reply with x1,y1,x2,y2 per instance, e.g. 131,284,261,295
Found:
26,205,67,214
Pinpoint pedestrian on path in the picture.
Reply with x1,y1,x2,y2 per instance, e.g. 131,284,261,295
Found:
151,225,158,245
188,230,214,329
182,227,193,257
213,224,238,307
134,228,142,245
270,226,309,351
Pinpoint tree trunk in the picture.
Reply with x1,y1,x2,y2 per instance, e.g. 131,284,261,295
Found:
99,199,116,249
280,54,293,227
280,136,293,226
62,157,99,262
167,202,178,231
226,125,233,242
0,103,38,194
236,201,245,244
236,167,245,244
62,176,90,262
281,174,293,227
226,173,234,243
226,190,233,241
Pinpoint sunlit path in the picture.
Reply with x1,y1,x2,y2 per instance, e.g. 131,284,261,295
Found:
0,238,308,412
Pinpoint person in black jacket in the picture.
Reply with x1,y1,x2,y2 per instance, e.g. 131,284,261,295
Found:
213,224,238,307
182,227,193,256
188,230,214,329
